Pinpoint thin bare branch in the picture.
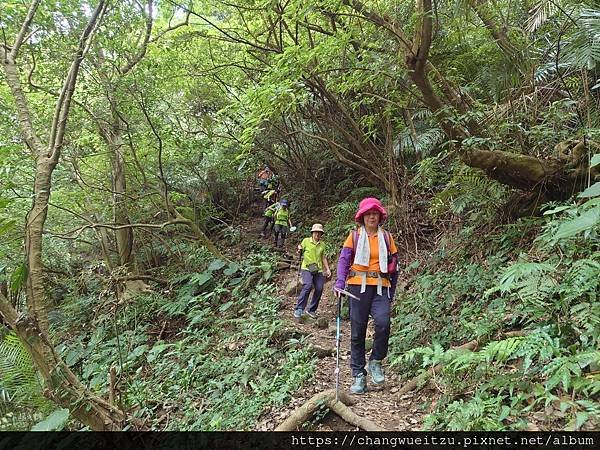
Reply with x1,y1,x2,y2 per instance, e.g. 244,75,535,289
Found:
49,0,108,157
9,0,41,61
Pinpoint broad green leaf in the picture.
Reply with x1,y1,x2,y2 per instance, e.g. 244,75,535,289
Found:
208,259,226,272
128,344,149,361
224,262,240,276
147,343,169,363
219,301,233,312
10,263,27,294
591,154,600,168
575,412,589,430
499,405,511,421
191,272,212,286
553,208,600,240
543,205,572,215
31,409,70,431
229,277,243,285
263,270,273,280
577,181,600,198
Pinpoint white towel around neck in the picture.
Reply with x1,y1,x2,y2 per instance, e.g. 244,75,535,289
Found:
353,226,388,295
353,225,388,273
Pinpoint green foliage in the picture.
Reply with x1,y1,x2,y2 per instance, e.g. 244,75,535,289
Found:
53,246,315,430
391,193,600,430
428,165,507,224
424,394,508,431
0,330,53,431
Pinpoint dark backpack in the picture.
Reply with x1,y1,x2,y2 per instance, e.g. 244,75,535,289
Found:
350,229,398,273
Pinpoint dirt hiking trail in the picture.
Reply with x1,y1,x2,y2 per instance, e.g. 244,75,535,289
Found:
237,213,436,431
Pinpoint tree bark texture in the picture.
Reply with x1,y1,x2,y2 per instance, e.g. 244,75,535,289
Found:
107,129,135,267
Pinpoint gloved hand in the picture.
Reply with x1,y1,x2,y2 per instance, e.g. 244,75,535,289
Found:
333,279,345,298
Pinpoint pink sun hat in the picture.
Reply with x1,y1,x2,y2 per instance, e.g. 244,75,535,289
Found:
354,197,388,223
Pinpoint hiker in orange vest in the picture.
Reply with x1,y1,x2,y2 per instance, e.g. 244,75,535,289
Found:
333,197,399,394
257,166,272,191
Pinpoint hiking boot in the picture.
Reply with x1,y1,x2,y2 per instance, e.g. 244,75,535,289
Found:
293,309,303,319
350,374,367,394
368,359,385,385
305,311,317,319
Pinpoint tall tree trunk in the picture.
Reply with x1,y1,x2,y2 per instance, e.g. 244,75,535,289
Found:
108,130,135,268
0,0,130,429
24,157,56,327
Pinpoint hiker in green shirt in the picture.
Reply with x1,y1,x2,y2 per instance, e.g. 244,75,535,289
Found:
263,189,278,208
260,201,279,238
273,199,292,248
294,224,331,319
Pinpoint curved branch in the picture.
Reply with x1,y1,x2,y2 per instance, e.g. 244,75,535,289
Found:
413,0,433,76
120,0,153,74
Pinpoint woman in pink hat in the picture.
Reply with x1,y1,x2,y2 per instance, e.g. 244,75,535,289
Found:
333,197,399,394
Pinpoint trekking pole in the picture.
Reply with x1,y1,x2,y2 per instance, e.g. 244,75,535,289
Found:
333,288,359,402
334,291,343,402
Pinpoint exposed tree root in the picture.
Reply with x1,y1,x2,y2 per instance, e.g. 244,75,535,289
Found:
330,400,387,431
396,339,478,396
276,388,386,431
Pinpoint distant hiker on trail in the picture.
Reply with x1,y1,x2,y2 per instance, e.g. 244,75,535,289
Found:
294,224,331,319
263,188,278,207
273,199,292,248
260,200,279,238
266,173,280,192
333,197,399,395
258,165,272,191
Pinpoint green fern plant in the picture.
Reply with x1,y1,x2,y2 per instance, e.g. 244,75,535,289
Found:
542,350,600,391
429,166,506,222
0,331,51,430
424,394,508,431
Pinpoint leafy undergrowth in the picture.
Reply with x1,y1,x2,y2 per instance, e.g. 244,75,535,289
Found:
0,330,54,430
52,246,315,430
389,193,600,431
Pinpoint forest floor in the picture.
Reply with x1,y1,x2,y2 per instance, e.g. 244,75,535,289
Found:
236,207,437,431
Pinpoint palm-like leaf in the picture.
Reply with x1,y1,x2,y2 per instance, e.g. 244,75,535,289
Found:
0,331,50,430
527,0,561,33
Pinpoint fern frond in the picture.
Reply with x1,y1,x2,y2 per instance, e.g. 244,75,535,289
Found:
542,351,600,391
497,261,554,293
0,331,48,426
526,0,560,33
514,329,559,372
561,258,600,302
483,337,525,363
